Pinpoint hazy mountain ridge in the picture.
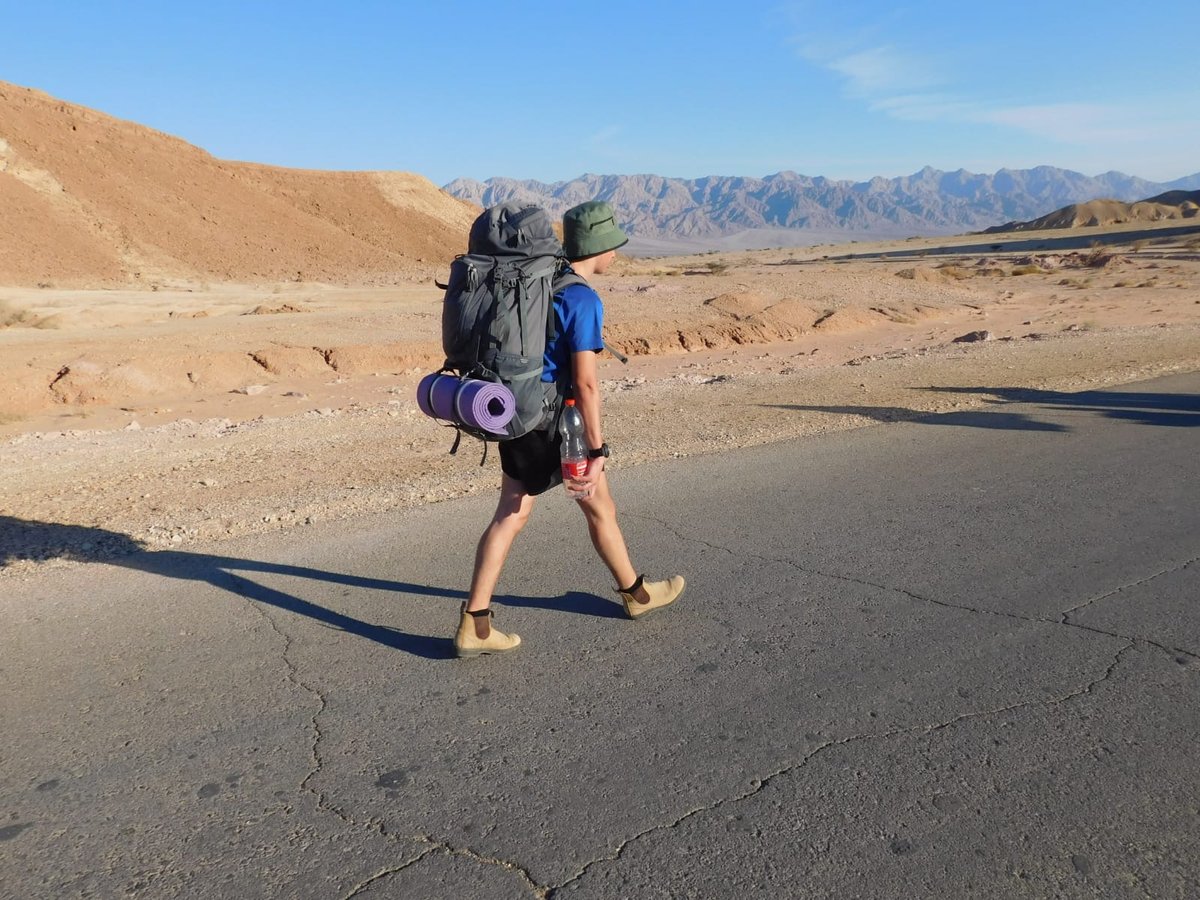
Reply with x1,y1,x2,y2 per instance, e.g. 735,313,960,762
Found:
445,167,1200,245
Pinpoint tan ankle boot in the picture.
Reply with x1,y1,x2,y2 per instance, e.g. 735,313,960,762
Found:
454,604,521,658
618,575,685,620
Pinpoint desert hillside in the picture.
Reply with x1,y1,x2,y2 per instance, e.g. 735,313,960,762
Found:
0,81,477,288
987,191,1200,233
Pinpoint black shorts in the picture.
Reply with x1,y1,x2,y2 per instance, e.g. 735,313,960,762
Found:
499,428,563,496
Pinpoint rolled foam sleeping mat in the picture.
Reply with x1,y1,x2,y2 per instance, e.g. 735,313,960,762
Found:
416,373,516,434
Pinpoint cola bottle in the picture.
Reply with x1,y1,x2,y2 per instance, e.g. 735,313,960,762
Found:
558,398,588,496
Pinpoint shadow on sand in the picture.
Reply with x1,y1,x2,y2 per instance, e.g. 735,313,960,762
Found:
0,517,620,659
765,385,1199,433
769,222,1200,264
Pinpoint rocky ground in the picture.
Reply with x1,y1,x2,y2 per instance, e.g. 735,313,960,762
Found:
3,224,1199,576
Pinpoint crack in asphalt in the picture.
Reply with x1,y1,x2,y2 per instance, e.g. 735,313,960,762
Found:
338,836,547,899
232,522,1191,897
626,512,1200,662
412,835,544,897
232,573,545,895
548,641,1136,896
339,848,440,899
1060,556,1198,620
229,575,353,827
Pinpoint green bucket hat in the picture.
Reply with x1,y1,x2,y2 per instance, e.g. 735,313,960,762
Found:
562,200,629,260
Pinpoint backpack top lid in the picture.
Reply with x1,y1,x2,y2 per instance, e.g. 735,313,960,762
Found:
468,202,564,259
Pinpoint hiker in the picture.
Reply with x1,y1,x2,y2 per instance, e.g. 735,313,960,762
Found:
454,201,686,657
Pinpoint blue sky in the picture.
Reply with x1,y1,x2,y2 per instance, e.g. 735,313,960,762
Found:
3,1,1197,186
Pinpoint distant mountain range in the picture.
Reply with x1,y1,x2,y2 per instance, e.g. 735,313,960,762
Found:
444,167,1200,252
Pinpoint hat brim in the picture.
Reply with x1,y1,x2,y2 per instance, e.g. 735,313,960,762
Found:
567,232,629,261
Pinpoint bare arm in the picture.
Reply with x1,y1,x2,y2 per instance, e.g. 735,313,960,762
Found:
571,349,606,482
572,349,604,447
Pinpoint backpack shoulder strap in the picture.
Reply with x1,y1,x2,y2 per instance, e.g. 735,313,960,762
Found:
551,264,629,364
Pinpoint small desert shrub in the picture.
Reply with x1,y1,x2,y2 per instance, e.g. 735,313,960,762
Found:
0,299,37,328
936,265,972,280
705,261,729,274
1011,264,1045,276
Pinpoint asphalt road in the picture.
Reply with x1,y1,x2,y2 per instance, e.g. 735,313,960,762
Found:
2,373,1198,899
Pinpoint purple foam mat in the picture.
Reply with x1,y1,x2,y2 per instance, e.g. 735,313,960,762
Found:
417,373,516,433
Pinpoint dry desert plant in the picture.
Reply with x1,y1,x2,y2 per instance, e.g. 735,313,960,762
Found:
0,299,37,328
935,264,973,280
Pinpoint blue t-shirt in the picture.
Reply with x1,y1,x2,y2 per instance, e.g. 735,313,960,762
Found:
543,282,604,386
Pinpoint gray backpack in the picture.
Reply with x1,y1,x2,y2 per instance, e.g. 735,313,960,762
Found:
438,202,629,458
440,203,570,450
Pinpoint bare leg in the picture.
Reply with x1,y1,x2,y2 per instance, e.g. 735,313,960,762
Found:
575,469,638,590
466,474,535,613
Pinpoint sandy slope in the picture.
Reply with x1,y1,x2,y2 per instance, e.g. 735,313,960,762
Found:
3,224,1199,574
0,81,475,288
996,193,1200,232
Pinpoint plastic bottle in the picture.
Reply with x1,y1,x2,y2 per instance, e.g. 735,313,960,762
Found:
558,398,589,496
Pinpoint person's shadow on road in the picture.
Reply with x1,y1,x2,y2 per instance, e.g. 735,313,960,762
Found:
0,517,621,660
766,385,1199,432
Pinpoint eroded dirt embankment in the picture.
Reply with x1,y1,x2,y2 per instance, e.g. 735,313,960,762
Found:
2,252,998,419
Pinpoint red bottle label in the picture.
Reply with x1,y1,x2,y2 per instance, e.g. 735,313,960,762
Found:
562,459,588,479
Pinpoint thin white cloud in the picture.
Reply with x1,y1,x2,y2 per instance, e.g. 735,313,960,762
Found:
977,103,1152,145
587,124,623,150
870,93,975,122
828,46,938,97
782,8,1200,176
791,20,956,119
803,32,1198,153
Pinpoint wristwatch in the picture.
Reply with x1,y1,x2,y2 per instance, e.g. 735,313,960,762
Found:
588,443,611,459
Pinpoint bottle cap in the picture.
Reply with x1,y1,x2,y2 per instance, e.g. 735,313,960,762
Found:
565,398,576,406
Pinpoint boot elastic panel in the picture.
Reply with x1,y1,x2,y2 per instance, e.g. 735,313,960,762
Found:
618,575,685,620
